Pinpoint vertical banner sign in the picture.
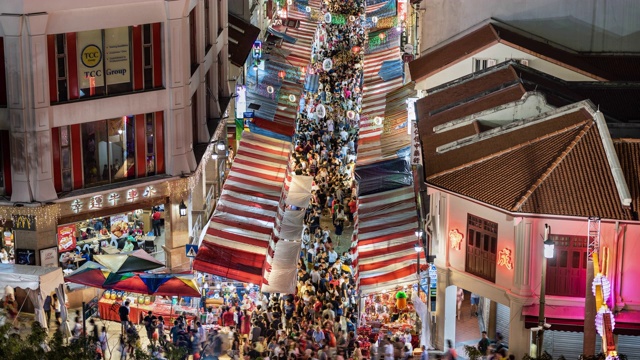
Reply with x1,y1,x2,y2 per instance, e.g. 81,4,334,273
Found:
77,30,105,89
57,224,77,253
104,27,131,85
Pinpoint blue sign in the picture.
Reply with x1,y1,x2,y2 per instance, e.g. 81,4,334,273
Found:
186,244,199,258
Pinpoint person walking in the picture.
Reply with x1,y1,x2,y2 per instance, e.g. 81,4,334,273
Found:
152,207,162,237
43,294,52,325
119,299,131,334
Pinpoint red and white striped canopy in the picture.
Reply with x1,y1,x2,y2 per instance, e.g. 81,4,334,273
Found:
355,186,423,294
193,133,291,285
358,47,404,165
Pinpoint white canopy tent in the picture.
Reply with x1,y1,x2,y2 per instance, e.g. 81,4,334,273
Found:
0,264,67,330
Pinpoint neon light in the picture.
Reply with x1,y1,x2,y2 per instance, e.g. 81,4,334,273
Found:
449,229,463,250
498,248,514,270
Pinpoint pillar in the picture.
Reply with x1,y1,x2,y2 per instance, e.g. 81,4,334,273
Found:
165,1,197,176
163,195,190,270
507,294,531,359
443,285,458,349
512,219,533,297
433,266,449,350
583,261,596,355
488,300,497,339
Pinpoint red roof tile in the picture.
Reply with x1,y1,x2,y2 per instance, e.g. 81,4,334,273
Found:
409,22,640,83
428,109,633,219
614,139,640,220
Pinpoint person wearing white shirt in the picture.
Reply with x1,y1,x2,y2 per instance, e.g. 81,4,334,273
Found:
327,249,338,264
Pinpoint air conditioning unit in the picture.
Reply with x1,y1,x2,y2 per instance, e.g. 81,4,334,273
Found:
519,59,529,66
487,59,497,67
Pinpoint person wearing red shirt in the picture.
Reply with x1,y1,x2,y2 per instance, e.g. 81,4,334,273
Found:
152,208,162,236
222,307,235,328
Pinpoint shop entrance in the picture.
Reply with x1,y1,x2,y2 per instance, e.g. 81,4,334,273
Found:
445,285,510,357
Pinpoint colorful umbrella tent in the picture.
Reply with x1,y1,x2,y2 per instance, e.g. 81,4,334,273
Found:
63,261,111,288
103,272,201,297
94,249,164,273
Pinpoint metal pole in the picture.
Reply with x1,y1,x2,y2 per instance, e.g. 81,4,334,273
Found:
537,256,548,358
417,248,421,296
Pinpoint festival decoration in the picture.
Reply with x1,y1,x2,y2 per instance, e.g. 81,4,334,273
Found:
267,85,274,94
498,248,514,270
592,274,611,302
324,13,332,23
449,229,463,250
346,110,356,120
317,104,326,118
395,291,408,310
373,116,383,126
289,94,297,102
323,58,333,71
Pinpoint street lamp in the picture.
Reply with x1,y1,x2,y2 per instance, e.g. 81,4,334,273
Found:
179,200,187,217
537,224,554,358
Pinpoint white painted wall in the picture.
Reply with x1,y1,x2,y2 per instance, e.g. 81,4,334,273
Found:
419,0,640,53
417,43,598,90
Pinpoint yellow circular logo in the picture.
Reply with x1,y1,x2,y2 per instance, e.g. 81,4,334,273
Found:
81,44,102,68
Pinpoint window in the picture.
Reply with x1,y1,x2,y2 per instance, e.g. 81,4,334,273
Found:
465,214,498,282
546,235,587,297
143,24,153,89
0,37,7,107
55,34,69,102
189,9,198,75
59,126,72,191
473,58,497,72
81,116,136,187
48,24,162,103
145,113,156,176
204,0,211,51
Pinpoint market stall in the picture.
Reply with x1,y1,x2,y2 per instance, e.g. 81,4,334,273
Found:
0,264,67,330
358,288,421,356
98,292,198,324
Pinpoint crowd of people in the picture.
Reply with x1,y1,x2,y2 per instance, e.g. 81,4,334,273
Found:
110,0,373,359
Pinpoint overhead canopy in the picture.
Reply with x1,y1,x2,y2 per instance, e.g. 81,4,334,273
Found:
0,264,65,300
262,240,302,294
94,249,165,273
193,132,291,285
355,157,412,196
355,186,423,294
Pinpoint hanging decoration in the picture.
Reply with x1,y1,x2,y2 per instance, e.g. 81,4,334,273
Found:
322,58,333,71
373,116,383,126
395,291,408,310
346,110,356,120
289,94,297,102
316,104,326,118
592,274,611,302
267,85,275,94
324,13,332,23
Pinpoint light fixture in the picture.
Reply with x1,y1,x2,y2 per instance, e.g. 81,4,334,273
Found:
179,200,187,217
543,224,554,259
415,229,424,238
414,243,422,253
252,63,259,71
544,238,555,259
289,94,297,102
216,141,226,151
211,153,219,160
267,85,274,94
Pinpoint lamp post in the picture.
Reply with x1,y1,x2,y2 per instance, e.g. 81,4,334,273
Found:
537,224,555,358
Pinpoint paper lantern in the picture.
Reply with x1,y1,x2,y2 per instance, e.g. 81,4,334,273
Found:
349,15,356,22
592,274,611,302
324,13,332,23
346,110,355,120
595,307,615,336
323,58,333,71
305,6,311,12
374,116,383,125
352,46,361,53
371,16,378,24
289,94,297,102
317,104,326,118
267,85,274,94
278,70,286,79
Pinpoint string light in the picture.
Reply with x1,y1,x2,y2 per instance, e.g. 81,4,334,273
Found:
0,203,61,229
592,274,611,302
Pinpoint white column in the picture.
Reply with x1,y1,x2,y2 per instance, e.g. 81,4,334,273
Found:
165,4,196,175
512,220,533,296
507,294,531,358
443,284,458,349
433,266,448,350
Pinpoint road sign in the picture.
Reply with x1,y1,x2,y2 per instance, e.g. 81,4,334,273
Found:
186,244,199,258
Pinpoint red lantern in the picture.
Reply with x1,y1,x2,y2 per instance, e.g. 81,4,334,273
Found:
379,33,386,41
278,70,286,79
352,46,361,53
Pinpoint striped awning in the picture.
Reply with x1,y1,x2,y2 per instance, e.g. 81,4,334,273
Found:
355,186,422,294
193,133,291,284
358,46,405,165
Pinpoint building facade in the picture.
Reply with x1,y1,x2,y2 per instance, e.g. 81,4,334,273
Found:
0,0,236,269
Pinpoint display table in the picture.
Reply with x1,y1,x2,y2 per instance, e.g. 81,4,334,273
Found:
98,298,198,324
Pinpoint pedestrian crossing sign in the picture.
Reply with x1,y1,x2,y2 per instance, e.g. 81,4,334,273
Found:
186,244,199,258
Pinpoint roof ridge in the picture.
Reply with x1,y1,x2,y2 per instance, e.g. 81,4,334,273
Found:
511,120,594,212
427,120,590,180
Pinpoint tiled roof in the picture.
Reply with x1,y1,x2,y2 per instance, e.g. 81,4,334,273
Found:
614,139,640,220
409,22,640,83
428,108,633,220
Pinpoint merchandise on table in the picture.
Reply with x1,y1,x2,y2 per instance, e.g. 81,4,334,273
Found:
98,290,198,324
